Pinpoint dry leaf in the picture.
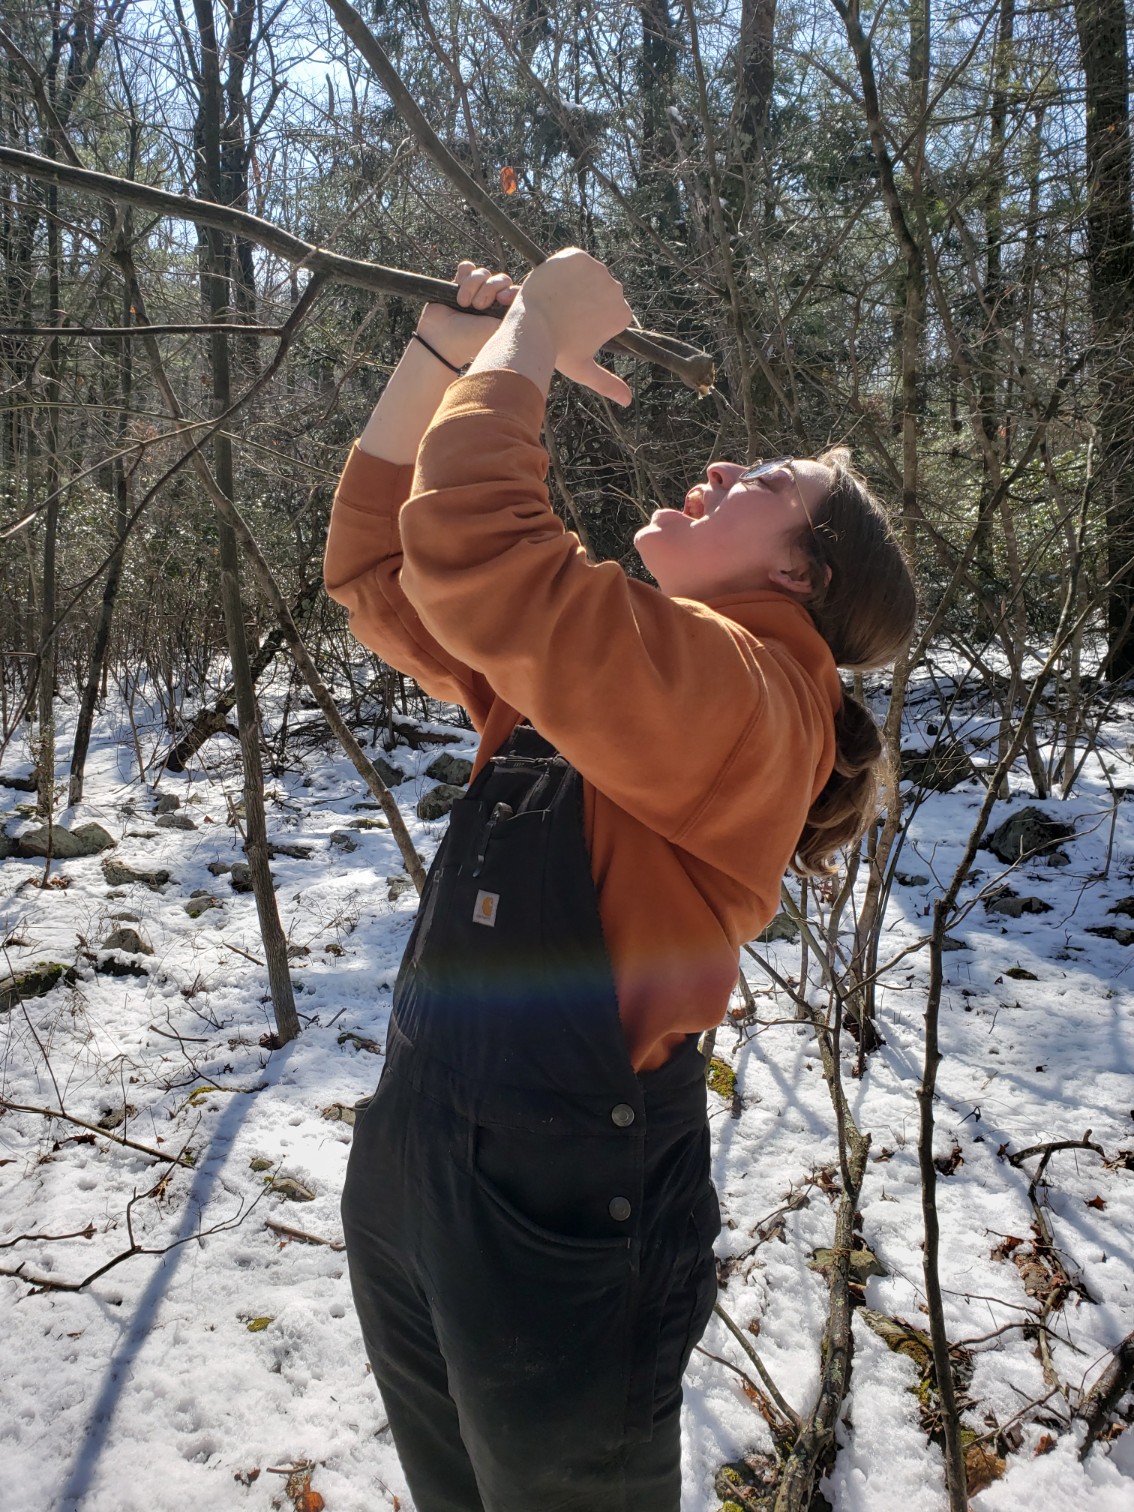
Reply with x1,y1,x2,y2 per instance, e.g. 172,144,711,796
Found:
964,1443,1006,1493
1035,1433,1056,1455
500,166,518,195
1085,1195,1107,1211
991,1234,1024,1261
296,1493,325,1512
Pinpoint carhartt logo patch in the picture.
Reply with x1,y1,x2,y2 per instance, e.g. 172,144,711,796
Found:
473,890,500,927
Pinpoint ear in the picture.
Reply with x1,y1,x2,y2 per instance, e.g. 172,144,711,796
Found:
769,553,830,598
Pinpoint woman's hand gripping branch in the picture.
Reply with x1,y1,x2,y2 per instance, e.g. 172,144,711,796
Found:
358,261,520,463
357,250,633,464
466,248,634,405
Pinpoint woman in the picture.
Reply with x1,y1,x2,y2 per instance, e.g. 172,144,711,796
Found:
325,250,917,1512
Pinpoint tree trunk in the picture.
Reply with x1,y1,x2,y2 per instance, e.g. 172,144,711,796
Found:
1072,0,1134,677
35,159,60,818
69,218,135,806
192,0,297,1044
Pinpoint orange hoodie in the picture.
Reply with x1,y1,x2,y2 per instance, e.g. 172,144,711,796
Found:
324,371,842,1070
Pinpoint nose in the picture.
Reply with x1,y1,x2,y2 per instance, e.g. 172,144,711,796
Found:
705,461,745,490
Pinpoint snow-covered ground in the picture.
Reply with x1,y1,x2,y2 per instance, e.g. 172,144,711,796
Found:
1,674,1132,1512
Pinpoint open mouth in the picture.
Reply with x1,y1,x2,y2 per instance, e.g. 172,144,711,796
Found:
683,487,707,519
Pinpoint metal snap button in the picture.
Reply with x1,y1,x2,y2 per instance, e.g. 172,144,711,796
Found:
608,1196,632,1222
610,1103,635,1127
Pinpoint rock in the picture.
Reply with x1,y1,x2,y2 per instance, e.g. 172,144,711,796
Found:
386,875,414,901
153,793,180,815
0,961,76,1013
249,1156,273,1172
1004,965,1040,979
73,822,118,854
758,911,799,943
707,1058,737,1100
0,832,17,860
184,894,222,919
266,841,313,860
984,808,1075,865
0,771,37,792
1087,925,1134,947
984,887,1053,919
125,830,158,839
102,926,153,955
101,858,171,890
347,816,387,831
97,1104,135,1131
286,944,310,959
96,954,149,978
329,830,358,853
230,862,253,893
110,910,140,923
425,753,474,786
371,755,406,788
156,813,197,831
268,1176,315,1202
713,1456,778,1506
810,1245,887,1283
16,821,116,859
901,743,976,792
417,784,464,821
1110,897,1134,918
337,1029,382,1054
322,1102,357,1126
896,871,930,887
860,1308,933,1372
941,935,969,951
323,942,344,956
207,861,231,876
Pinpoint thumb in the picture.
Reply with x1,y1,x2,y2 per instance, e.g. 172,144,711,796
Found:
583,360,632,406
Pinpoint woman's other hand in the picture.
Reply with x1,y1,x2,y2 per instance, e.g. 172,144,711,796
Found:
517,248,633,405
417,262,520,369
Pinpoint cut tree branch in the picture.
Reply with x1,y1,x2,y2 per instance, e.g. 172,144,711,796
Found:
0,144,715,391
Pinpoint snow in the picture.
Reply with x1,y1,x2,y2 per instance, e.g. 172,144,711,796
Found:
2,672,1132,1510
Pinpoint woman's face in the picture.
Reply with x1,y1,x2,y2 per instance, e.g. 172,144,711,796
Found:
633,458,833,603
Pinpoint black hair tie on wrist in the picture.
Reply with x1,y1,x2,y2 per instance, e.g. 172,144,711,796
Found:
411,331,464,375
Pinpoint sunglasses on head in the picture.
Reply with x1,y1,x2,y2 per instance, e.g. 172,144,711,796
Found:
737,457,796,485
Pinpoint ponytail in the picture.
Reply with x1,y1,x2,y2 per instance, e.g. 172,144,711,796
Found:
788,447,916,873
793,690,884,876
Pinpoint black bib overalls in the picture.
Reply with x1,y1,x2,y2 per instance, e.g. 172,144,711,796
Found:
341,726,720,1512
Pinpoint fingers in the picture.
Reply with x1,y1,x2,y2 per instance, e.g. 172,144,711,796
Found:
454,263,518,310
584,360,632,406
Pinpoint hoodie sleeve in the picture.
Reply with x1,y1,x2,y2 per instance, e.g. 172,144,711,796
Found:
398,370,838,881
323,442,496,730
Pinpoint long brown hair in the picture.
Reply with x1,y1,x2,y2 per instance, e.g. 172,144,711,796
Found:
793,446,917,875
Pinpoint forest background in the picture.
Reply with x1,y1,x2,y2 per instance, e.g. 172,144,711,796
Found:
1,1,1133,1510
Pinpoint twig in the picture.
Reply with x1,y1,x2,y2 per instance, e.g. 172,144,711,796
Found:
1075,1332,1134,1458
0,1163,268,1293
265,1217,345,1251
148,1023,210,1044
0,1097,194,1168
694,1344,789,1433
223,942,265,967
712,1300,800,1431
1007,1135,1104,1170
0,1223,96,1248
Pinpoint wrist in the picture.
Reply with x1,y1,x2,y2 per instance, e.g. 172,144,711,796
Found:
465,298,556,394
